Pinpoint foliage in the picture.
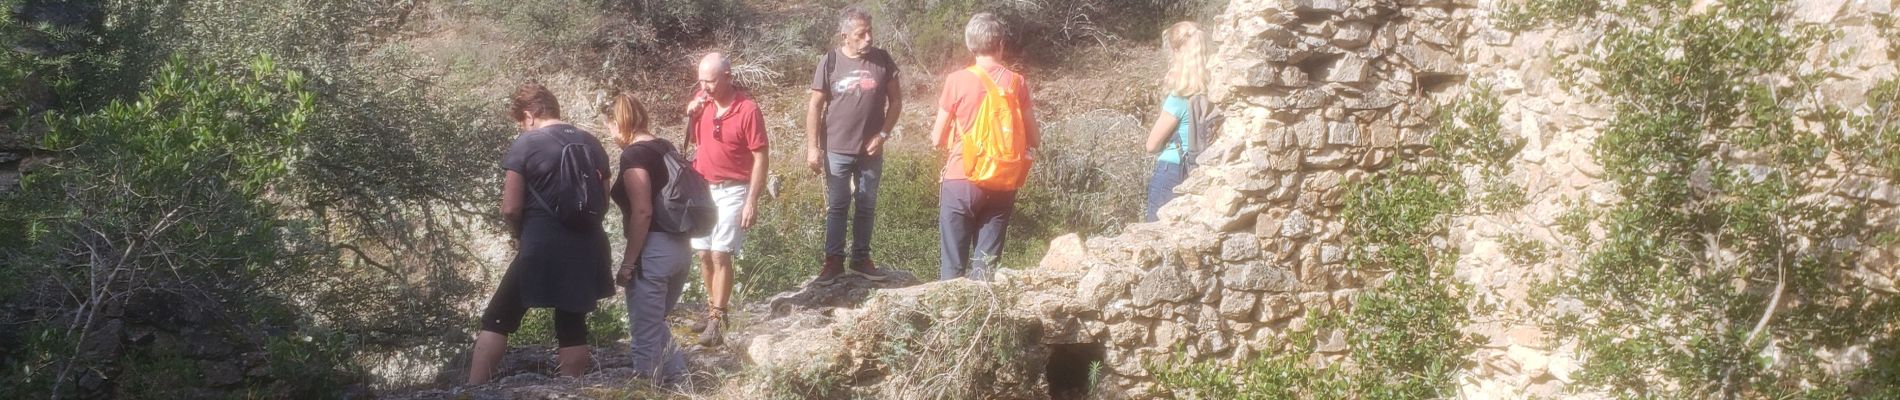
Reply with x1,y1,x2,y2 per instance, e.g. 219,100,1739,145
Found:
510,301,630,347
1500,233,1549,265
2,0,519,392
1494,0,1601,32
1510,0,1900,396
729,107,1151,302
0,54,359,396
1153,86,1501,398
852,282,1040,399
855,0,1220,75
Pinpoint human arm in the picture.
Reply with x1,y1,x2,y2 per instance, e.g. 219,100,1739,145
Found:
930,109,953,152
1145,110,1182,155
742,110,770,229
502,171,527,239
807,90,827,174
867,75,903,156
617,167,654,286
1018,76,1040,152
743,149,768,229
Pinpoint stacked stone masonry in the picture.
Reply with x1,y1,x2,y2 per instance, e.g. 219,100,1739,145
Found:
742,0,1900,398
1028,0,1900,398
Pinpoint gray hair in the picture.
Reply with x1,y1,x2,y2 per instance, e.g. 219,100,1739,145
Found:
838,5,872,34
964,12,1006,56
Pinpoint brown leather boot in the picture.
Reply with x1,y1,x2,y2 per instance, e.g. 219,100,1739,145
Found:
849,256,889,281
697,307,727,347
814,255,846,285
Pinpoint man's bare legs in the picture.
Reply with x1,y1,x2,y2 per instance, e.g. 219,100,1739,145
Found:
696,250,735,345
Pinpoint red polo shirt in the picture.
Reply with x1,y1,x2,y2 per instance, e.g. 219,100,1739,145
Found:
689,90,769,184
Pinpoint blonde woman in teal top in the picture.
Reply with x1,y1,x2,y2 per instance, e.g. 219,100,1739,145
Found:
1143,22,1207,222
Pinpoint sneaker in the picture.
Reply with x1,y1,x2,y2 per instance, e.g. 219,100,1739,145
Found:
813,255,846,285
848,257,889,281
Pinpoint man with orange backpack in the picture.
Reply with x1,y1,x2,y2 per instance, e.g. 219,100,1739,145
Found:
928,12,1038,281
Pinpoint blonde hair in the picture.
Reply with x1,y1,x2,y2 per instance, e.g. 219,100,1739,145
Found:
1162,21,1208,97
605,93,649,147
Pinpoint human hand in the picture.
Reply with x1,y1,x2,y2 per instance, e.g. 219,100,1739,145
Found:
865,135,887,157
806,148,824,175
616,263,637,286
740,202,758,229
687,95,710,116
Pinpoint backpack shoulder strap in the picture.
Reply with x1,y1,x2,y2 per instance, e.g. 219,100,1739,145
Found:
822,50,838,91
967,65,1002,95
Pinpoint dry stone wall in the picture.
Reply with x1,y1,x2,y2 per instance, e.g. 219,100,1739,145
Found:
742,1,1900,399
1022,0,1479,395
743,0,1483,397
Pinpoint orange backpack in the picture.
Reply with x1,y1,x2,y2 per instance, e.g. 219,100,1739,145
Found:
959,66,1032,191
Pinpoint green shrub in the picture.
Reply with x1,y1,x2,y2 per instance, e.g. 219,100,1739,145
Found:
1500,233,1549,265
856,0,1219,74
1154,86,1494,399
508,301,631,347
1495,0,1600,32
0,54,353,396
1511,0,1900,396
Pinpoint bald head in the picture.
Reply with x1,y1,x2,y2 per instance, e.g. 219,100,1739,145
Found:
696,52,734,101
698,52,731,75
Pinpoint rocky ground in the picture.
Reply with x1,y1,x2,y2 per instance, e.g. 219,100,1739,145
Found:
382,270,924,400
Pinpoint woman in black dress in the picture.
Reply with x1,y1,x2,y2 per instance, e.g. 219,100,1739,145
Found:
467,82,614,384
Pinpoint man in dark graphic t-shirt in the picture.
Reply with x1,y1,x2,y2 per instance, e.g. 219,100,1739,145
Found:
805,5,902,285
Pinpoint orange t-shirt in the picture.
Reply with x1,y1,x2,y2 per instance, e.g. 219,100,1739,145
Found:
936,65,1035,181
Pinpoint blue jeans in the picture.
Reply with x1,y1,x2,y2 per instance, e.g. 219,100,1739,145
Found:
624,231,690,386
1145,161,1187,222
825,152,883,259
939,179,1017,281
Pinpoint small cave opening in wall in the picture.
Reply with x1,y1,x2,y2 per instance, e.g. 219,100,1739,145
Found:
1046,342,1106,400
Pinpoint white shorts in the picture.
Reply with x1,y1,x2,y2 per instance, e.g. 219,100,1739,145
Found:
691,182,749,255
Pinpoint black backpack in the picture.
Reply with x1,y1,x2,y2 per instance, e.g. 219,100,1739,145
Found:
529,128,608,231
638,140,717,237
1177,95,1224,170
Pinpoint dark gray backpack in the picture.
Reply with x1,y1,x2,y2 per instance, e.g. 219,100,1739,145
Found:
1177,95,1224,169
530,128,608,231
638,140,716,237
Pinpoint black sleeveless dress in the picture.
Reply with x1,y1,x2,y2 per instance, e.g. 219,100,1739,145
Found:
497,124,615,313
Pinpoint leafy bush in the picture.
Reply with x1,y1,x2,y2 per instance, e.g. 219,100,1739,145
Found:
0,54,358,397
1510,0,1900,396
856,0,1220,74
3,0,522,392
1154,86,1497,399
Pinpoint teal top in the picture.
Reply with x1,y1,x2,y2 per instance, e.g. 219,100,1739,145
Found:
1157,95,1194,165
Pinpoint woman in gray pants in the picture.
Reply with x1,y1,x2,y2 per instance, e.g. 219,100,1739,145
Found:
605,94,689,387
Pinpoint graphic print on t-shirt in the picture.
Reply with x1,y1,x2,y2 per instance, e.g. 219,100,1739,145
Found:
832,70,879,97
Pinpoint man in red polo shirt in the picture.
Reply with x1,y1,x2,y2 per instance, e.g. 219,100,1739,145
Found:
684,52,768,346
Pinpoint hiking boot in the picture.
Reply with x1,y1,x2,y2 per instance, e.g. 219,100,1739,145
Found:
813,255,846,285
696,309,726,347
848,257,889,281
689,313,709,335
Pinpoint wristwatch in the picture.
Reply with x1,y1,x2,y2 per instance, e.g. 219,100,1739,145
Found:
878,131,891,139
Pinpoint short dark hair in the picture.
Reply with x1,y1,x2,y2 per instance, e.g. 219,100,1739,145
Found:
509,81,561,122
838,5,872,34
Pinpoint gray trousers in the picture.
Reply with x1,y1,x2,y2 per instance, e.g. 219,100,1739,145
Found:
825,152,883,259
625,231,689,385
939,179,1017,281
